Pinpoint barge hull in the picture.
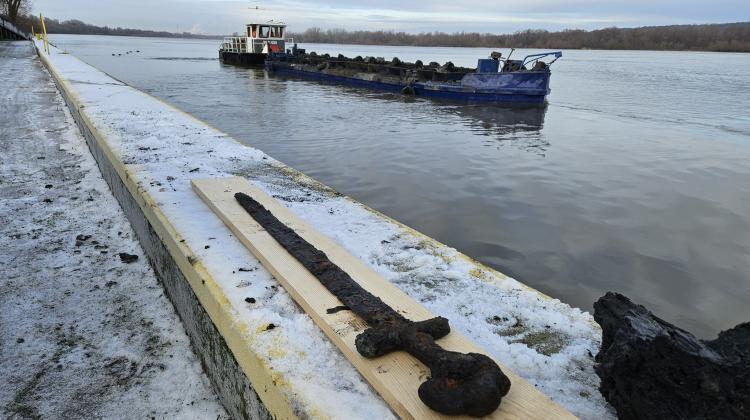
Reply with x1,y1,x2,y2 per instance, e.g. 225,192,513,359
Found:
220,51,266,67
266,62,549,106
413,87,546,105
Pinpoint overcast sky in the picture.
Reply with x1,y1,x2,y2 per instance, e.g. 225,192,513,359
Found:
33,0,749,35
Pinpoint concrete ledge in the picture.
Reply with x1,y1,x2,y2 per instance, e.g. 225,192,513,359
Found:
34,40,611,419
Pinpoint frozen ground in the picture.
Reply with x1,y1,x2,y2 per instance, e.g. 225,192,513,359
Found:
34,39,615,418
0,41,227,419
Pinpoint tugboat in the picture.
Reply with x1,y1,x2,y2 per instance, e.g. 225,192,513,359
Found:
219,21,290,66
265,49,562,106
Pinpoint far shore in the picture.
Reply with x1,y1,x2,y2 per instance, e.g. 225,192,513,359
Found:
14,13,749,53
46,31,750,54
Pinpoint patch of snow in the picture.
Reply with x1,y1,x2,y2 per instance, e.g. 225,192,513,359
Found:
0,41,227,419
33,39,615,419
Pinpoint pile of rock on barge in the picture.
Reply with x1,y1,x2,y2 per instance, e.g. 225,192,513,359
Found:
264,49,562,106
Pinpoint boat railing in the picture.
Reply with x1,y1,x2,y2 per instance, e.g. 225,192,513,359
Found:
221,36,248,53
521,51,562,69
221,36,295,53
1,15,31,40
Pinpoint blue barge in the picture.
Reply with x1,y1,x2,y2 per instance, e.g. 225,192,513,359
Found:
264,49,562,106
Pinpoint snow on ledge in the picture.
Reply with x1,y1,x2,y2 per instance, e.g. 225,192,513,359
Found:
35,40,614,419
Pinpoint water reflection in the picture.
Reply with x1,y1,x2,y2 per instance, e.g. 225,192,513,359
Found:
150,57,218,62
447,104,549,154
251,64,550,155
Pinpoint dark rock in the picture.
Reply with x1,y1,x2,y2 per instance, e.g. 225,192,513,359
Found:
118,252,139,264
594,292,750,420
244,297,256,304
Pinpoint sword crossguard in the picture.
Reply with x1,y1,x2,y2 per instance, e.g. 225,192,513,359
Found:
356,316,511,417
355,316,450,357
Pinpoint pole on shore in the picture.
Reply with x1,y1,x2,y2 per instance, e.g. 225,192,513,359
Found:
39,14,49,54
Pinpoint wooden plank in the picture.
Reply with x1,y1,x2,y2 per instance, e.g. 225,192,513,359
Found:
192,176,575,420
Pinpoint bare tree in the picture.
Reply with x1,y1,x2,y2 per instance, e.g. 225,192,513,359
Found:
1,0,32,23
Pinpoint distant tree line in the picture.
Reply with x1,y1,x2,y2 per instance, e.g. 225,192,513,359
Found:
292,22,750,52
14,14,220,39
9,13,750,52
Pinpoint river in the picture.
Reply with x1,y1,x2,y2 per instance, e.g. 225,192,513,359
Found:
48,34,750,338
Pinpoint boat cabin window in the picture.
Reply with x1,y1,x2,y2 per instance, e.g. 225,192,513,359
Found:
271,26,284,38
248,24,284,39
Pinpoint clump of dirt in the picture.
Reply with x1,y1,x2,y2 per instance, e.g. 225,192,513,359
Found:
118,252,138,263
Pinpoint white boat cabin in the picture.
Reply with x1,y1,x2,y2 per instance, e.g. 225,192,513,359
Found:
221,22,289,55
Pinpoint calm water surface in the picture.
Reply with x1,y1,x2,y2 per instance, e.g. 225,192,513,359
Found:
49,34,750,338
